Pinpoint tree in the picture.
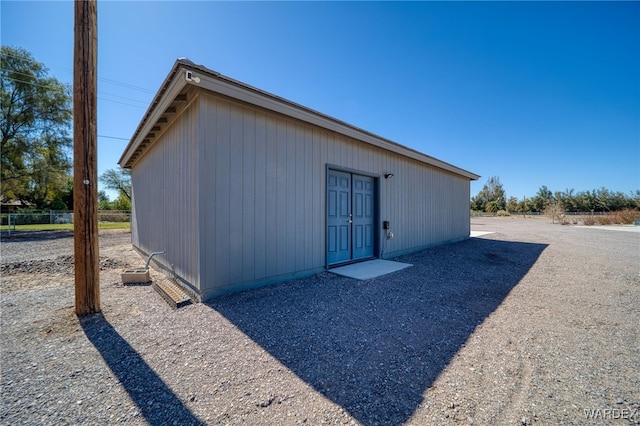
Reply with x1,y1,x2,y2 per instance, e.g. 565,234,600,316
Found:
485,200,500,214
555,188,577,213
98,190,111,210
470,194,486,212
544,198,565,223
506,196,519,213
99,167,131,201
531,185,553,212
471,176,506,213
110,193,131,211
1,46,72,207
50,175,73,210
631,190,640,210
518,197,531,214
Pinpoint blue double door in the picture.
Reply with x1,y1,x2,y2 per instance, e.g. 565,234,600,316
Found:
327,170,376,265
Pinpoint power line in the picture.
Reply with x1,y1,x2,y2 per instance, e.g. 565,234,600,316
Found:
0,68,147,108
2,75,64,90
2,51,156,94
0,67,65,82
2,68,150,105
97,97,146,108
4,76,146,109
59,66,155,94
97,75,155,94
98,91,149,105
2,52,155,95
98,134,129,141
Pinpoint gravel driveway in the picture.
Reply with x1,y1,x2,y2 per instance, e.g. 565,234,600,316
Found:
1,219,639,425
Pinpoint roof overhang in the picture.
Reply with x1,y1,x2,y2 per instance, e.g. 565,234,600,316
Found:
119,59,480,181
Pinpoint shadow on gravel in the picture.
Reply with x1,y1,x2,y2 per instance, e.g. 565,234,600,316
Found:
80,313,205,426
210,237,547,426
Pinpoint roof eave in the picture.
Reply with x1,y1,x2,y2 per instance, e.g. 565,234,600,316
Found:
120,59,480,181
118,60,189,168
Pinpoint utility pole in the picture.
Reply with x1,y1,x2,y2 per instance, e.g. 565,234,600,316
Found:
74,0,100,315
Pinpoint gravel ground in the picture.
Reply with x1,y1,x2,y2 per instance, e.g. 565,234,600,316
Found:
1,219,638,425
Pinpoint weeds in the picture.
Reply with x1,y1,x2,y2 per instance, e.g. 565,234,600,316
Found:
565,209,640,226
559,217,571,225
612,209,640,224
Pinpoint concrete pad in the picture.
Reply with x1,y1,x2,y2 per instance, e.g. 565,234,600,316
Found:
329,259,412,280
470,231,495,237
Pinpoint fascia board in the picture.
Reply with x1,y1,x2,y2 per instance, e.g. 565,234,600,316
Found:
121,59,479,181
193,69,479,180
118,66,188,167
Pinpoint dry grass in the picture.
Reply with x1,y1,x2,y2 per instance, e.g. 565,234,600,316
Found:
611,209,640,224
557,209,640,226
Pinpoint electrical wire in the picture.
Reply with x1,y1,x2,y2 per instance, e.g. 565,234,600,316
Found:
4,75,147,109
2,52,155,95
2,65,135,140
1,75,64,90
96,91,149,105
95,75,155,94
97,97,146,108
1,68,150,104
98,135,129,141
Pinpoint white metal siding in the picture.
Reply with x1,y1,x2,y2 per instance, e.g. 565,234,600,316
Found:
198,93,471,298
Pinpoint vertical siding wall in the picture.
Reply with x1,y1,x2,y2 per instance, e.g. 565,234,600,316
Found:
131,101,201,291
199,93,471,299
380,160,470,258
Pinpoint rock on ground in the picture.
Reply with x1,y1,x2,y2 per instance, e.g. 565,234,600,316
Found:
1,221,639,425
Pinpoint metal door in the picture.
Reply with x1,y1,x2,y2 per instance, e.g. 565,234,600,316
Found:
327,170,375,265
327,170,352,264
352,175,375,260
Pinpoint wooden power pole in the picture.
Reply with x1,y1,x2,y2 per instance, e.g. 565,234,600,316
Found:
74,0,100,315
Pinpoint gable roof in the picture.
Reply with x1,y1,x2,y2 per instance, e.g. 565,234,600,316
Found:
119,58,479,180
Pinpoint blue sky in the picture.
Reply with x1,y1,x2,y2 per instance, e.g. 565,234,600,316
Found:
2,1,639,200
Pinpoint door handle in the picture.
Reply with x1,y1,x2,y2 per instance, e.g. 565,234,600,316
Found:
348,214,352,224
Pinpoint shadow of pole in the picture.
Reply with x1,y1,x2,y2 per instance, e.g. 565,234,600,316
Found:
210,237,548,426
80,313,205,426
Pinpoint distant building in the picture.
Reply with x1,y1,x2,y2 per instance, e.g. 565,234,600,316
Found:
1,200,33,214
119,59,479,301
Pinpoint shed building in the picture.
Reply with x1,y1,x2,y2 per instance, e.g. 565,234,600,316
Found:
119,59,479,301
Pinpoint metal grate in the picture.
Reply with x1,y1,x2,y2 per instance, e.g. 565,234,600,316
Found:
152,279,191,309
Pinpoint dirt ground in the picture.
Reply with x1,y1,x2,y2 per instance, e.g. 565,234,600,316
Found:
1,218,639,425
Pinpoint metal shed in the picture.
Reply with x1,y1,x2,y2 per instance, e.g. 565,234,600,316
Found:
119,58,479,301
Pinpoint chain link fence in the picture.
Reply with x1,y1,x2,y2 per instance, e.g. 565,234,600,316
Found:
1,210,131,233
